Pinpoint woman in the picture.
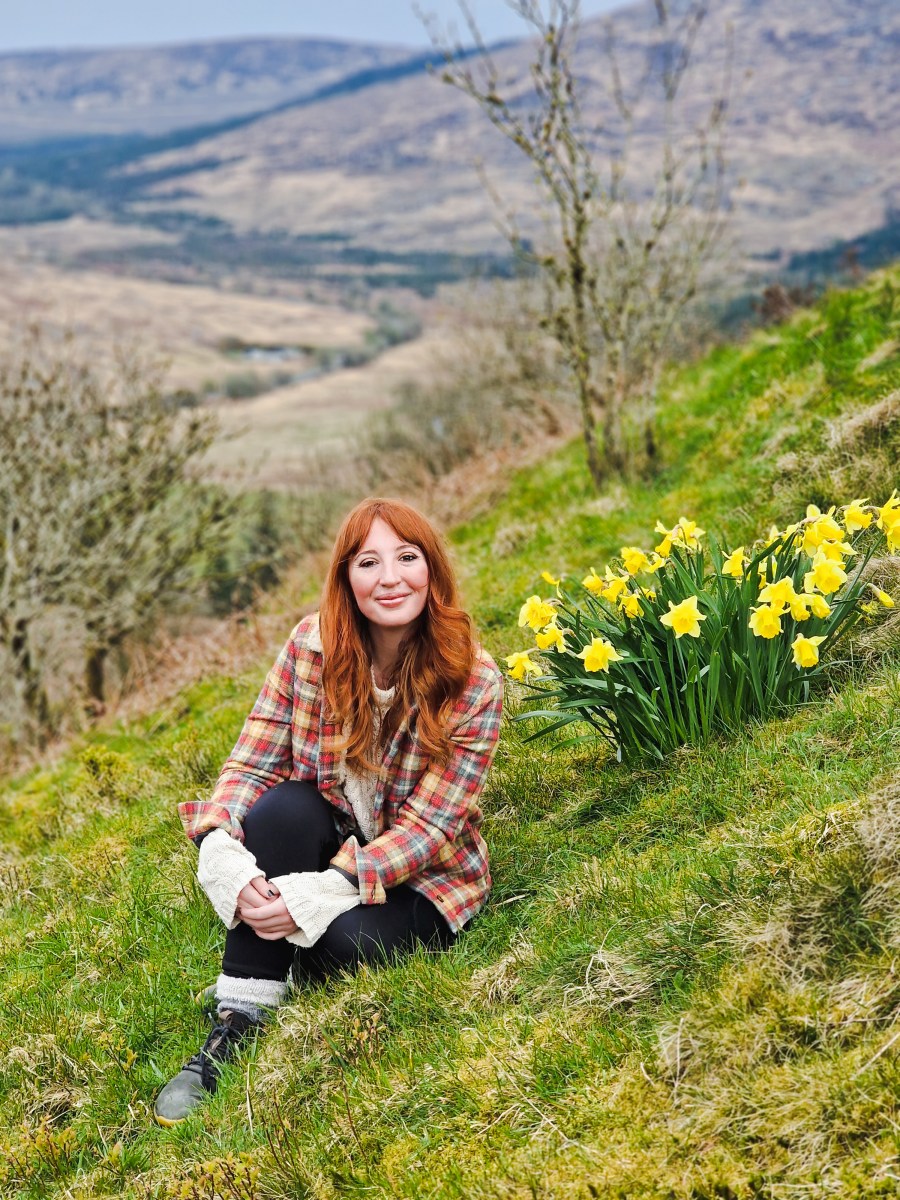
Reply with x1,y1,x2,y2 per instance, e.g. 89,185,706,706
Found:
155,497,503,1124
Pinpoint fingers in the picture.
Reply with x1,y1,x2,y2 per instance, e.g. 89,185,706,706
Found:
240,897,286,923
238,896,297,940
249,876,280,900
237,877,274,911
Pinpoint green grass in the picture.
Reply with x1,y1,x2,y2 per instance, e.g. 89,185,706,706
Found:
1,268,899,1199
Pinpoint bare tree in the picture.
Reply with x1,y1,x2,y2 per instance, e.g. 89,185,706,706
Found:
0,329,228,726
424,0,731,487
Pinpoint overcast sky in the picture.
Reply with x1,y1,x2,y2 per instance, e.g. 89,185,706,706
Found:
0,1,625,54
0,0,624,55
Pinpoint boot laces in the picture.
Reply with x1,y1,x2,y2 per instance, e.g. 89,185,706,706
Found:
185,1013,254,1091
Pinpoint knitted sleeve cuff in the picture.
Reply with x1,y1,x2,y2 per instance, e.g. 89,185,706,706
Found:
270,868,361,949
197,827,265,928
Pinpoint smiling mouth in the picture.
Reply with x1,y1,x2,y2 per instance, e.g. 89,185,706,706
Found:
377,594,411,603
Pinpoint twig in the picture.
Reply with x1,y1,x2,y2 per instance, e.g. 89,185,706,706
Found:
852,1024,900,1080
340,1066,366,1156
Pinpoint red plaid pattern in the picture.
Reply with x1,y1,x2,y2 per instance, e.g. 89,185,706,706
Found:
178,613,503,931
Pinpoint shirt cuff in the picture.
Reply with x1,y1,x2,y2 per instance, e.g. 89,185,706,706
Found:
270,868,361,948
330,836,387,906
196,827,265,928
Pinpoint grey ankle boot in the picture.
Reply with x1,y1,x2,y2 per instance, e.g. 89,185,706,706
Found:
154,1009,260,1125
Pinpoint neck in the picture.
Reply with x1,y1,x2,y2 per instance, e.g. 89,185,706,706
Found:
368,625,406,686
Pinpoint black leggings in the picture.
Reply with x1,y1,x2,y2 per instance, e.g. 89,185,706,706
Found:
221,780,455,983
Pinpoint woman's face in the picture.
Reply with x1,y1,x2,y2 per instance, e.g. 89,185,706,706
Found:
348,517,430,634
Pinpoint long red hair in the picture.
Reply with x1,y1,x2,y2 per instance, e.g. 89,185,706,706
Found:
320,498,476,769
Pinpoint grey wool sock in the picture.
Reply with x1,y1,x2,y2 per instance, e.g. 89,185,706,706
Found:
214,973,289,1023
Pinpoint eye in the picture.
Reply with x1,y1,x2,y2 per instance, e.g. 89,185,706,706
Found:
400,552,420,563
356,558,377,569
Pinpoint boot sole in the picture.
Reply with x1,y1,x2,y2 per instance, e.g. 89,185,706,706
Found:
154,1109,185,1127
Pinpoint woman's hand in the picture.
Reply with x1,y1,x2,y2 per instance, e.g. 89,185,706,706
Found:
237,877,299,940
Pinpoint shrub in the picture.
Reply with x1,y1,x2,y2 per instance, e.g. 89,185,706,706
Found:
506,497,899,762
221,370,269,400
360,288,568,492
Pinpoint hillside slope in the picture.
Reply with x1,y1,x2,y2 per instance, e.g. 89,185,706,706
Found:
0,268,898,1198
0,38,418,140
2,0,897,270
107,0,898,258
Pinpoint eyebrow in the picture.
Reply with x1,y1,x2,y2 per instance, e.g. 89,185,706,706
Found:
354,543,419,559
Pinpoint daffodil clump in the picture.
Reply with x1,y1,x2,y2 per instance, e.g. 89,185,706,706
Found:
505,496,898,761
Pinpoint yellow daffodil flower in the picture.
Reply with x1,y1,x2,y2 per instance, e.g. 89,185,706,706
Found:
654,520,675,557
843,499,872,533
601,576,629,604
541,570,561,587
518,595,557,631
721,547,746,578
641,587,657,601
505,650,541,681
620,546,651,576
816,540,855,562
619,593,644,619
789,593,812,621
535,623,567,651
674,517,705,550
758,576,798,611
803,554,848,596
749,604,782,639
645,554,667,574
791,634,825,668
659,595,706,638
874,588,895,609
802,509,846,558
809,593,831,619
770,520,800,549
582,568,605,596
878,492,900,551
878,491,900,530
578,636,623,673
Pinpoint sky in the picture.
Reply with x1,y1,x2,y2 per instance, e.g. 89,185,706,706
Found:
0,1,623,54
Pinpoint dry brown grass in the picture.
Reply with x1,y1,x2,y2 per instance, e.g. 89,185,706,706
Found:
0,260,373,394
113,608,302,722
207,326,456,488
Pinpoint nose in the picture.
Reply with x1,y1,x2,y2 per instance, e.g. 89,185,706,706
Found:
378,564,400,587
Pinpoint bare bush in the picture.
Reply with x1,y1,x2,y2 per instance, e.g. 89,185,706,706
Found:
359,282,572,495
0,327,227,731
425,0,731,486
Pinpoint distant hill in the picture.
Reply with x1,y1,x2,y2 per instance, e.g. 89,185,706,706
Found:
0,37,418,140
117,0,895,259
1,0,898,276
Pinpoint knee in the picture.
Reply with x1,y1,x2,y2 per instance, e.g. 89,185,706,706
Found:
242,781,334,848
311,925,365,974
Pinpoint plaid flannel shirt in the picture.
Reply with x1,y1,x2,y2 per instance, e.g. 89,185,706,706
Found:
178,612,503,932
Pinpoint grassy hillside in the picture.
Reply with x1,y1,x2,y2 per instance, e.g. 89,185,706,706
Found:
1,268,898,1199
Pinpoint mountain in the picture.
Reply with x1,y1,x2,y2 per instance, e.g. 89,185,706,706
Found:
1,0,897,271
118,0,896,259
0,37,418,140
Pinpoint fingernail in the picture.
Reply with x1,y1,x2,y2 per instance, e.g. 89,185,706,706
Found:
267,889,276,897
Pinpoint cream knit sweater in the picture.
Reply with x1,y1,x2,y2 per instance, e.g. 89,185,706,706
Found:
196,680,395,948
